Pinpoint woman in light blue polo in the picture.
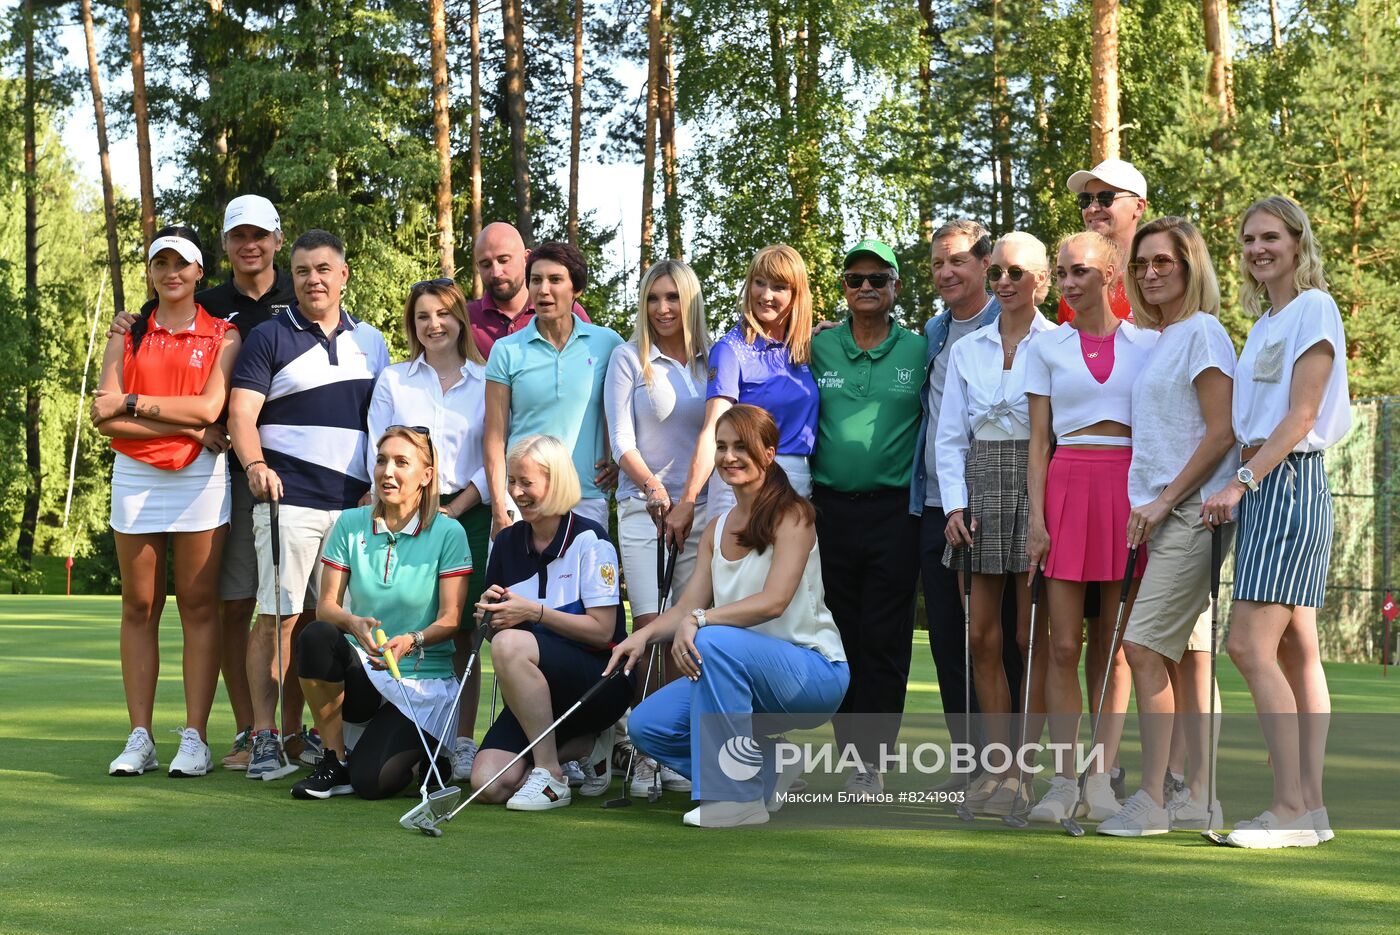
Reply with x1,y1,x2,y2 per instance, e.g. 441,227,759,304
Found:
614,405,848,828
483,242,623,536
665,244,819,548
291,426,471,801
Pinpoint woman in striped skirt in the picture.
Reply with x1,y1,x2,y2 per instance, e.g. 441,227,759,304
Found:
1203,196,1351,849
937,232,1056,814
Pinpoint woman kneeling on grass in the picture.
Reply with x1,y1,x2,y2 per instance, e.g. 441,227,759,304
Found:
291,426,472,800
611,405,850,828
468,435,634,811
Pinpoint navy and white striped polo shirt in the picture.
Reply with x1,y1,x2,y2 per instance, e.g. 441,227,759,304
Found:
484,512,626,651
231,302,389,510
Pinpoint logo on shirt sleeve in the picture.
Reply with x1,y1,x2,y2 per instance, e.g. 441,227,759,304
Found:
707,367,718,383
599,562,616,589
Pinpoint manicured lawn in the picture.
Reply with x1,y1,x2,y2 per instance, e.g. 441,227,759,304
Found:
1,596,1395,934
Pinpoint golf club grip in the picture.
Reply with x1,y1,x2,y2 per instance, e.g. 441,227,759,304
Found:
1030,569,1044,605
662,542,680,596
474,611,493,652
962,517,973,597
1210,527,1223,596
1118,546,1139,604
374,628,404,680
268,498,280,557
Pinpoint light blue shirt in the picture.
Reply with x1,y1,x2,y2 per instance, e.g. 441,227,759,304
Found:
486,317,624,501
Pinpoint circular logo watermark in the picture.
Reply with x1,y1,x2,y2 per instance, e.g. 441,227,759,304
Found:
717,736,764,781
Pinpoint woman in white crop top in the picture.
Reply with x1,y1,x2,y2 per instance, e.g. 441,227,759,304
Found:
1023,231,1156,824
609,404,849,828
1202,196,1350,849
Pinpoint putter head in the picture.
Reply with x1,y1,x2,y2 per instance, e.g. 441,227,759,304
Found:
1001,812,1030,829
1201,829,1230,846
1061,817,1085,837
647,786,662,804
259,762,300,782
399,799,446,837
428,785,462,817
955,804,976,823
601,795,634,809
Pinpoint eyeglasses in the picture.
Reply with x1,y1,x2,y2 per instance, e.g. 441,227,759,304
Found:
842,272,894,289
1077,191,1137,210
413,277,455,290
987,265,1035,283
386,424,434,464
1127,255,1180,279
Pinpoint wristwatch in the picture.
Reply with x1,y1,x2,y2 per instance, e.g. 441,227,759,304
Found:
1236,467,1259,492
690,608,708,629
125,393,139,417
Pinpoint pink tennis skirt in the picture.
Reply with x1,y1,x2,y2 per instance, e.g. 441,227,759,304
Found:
1044,447,1148,583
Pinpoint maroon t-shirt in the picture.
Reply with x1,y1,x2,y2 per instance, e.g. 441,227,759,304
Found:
468,297,591,359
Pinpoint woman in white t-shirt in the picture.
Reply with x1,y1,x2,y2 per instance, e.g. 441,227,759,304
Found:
1203,196,1350,849
1094,217,1238,838
1024,231,1157,825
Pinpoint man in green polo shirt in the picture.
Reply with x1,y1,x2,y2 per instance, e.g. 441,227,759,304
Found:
811,239,927,797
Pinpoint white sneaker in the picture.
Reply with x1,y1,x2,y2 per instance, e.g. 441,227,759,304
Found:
843,766,884,801
659,763,691,792
1097,789,1170,836
562,760,586,788
451,737,478,783
109,728,158,776
578,726,614,797
1083,772,1120,821
1029,776,1080,822
767,758,805,813
682,799,769,828
1225,810,1320,849
1167,791,1223,831
630,757,661,797
168,728,212,778
1311,807,1335,843
506,767,571,811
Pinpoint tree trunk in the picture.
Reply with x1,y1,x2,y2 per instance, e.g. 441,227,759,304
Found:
660,22,681,260
917,0,935,247
81,0,126,315
1089,0,1121,162
1202,0,1235,120
205,0,228,279
501,0,533,244
20,0,41,569
991,0,1013,233
1269,0,1290,136
567,0,584,245
790,11,821,240
469,0,483,296
126,0,156,255
640,0,662,268
429,0,454,275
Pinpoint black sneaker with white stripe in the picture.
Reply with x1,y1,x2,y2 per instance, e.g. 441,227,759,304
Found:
291,750,353,800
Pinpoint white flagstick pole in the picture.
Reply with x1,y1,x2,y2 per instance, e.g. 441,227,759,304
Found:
63,277,106,529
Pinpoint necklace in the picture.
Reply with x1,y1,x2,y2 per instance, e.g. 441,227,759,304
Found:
1079,330,1115,359
155,311,197,332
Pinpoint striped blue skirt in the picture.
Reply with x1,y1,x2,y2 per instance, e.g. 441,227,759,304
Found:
1233,451,1333,607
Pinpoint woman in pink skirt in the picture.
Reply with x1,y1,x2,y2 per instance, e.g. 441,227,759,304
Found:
1023,231,1157,824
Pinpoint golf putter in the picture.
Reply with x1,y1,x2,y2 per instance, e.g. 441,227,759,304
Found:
955,536,976,822
263,500,298,781
1063,545,1139,837
1202,528,1229,846
1003,570,1044,829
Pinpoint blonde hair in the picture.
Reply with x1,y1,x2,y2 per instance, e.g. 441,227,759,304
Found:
994,231,1051,304
1124,216,1222,330
1238,195,1329,318
506,434,581,518
372,427,440,531
404,280,485,365
634,260,712,386
739,245,813,365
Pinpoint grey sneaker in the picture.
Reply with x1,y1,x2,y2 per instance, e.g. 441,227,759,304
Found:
562,759,586,788
246,729,296,781
296,726,324,768
451,737,478,783
1097,789,1170,836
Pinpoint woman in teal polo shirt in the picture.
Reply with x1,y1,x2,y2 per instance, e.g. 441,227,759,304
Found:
290,426,472,800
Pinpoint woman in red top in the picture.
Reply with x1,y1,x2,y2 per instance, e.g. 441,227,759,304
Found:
91,226,241,779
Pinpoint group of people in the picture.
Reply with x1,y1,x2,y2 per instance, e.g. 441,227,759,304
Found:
95,154,1349,847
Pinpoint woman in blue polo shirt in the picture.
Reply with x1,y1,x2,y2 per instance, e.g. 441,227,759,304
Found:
665,244,819,547
290,426,471,800
469,434,633,811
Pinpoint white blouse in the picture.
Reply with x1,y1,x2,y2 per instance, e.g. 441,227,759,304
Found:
366,355,491,501
1024,321,1159,446
935,312,1057,512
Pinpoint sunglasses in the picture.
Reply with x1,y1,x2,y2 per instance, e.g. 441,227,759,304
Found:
842,272,894,289
1128,255,1180,279
987,265,1035,283
413,277,455,290
1077,191,1137,210
386,424,434,464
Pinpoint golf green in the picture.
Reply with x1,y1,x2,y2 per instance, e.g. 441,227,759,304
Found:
1,596,1395,934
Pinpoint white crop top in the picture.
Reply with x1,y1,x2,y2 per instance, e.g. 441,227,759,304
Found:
1024,321,1158,446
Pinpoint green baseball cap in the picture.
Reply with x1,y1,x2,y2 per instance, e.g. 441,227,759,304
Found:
843,238,899,276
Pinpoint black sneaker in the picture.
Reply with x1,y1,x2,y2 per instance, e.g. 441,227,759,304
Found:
291,750,353,800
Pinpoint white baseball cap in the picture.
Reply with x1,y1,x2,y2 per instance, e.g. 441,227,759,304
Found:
1066,158,1147,199
148,235,203,267
222,195,281,234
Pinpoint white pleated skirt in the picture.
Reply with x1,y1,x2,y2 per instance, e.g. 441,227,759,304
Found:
109,449,231,534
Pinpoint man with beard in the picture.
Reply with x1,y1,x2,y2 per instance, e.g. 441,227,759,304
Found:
468,222,590,359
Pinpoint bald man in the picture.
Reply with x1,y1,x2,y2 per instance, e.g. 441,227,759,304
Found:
468,222,591,358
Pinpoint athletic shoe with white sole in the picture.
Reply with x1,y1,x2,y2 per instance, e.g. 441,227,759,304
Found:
766,758,805,813
659,763,691,792
295,726,324,768
1225,810,1320,849
451,737,478,783
1311,807,1335,843
843,766,884,801
578,726,614,797
221,727,252,770
630,757,662,797
506,767,571,810
1162,771,1186,803
612,738,636,774
1029,776,1080,822
292,750,353,800
562,760,585,788
246,729,296,780
109,727,158,776
963,775,1001,812
1083,772,1120,821
1097,789,1170,836
683,799,769,828
1167,791,1222,830
980,777,1027,816
168,728,213,778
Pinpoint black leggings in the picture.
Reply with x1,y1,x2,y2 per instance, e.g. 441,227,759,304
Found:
298,619,448,800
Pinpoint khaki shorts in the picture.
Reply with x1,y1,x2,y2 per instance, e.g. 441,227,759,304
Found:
1124,496,1233,662
617,496,705,619
251,502,339,617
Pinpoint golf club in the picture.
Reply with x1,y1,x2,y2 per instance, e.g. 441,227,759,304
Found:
372,628,457,832
262,500,298,781
1003,570,1044,829
955,533,976,822
1062,545,1139,837
1202,527,1229,846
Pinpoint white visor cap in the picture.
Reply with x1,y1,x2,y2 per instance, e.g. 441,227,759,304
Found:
148,235,204,268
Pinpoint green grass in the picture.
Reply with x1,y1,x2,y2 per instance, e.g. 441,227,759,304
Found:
1,596,1396,934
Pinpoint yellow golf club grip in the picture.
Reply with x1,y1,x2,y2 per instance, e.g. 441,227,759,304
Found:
374,628,403,680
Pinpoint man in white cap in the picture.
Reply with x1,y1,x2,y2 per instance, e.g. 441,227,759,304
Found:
1059,158,1147,323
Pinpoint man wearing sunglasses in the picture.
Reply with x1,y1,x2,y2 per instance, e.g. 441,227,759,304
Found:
468,222,591,359
1060,158,1148,324
810,240,927,796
